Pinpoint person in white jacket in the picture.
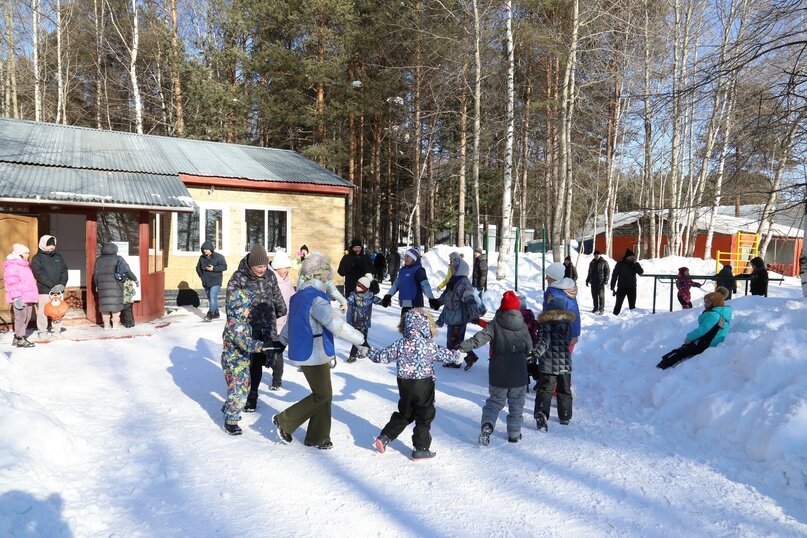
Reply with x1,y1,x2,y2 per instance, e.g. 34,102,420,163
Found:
273,253,367,449
269,250,295,390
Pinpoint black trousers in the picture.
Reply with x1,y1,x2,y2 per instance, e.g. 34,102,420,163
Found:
270,354,284,386
534,373,573,423
381,378,436,451
247,352,264,404
591,284,605,312
613,288,637,315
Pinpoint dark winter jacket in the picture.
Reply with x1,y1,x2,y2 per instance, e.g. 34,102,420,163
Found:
543,280,581,339
437,259,474,326
196,241,227,288
472,253,488,290
715,266,737,299
387,251,401,280
226,255,288,343
93,243,136,313
749,257,768,297
586,257,610,288
31,249,69,294
369,308,459,379
374,252,386,272
610,256,644,291
532,308,575,375
564,262,578,282
459,309,533,388
338,248,374,297
347,290,382,332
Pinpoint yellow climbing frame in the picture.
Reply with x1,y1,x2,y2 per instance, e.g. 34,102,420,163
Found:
716,232,759,272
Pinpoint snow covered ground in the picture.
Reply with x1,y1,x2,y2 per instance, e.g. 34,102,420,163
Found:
1,249,805,537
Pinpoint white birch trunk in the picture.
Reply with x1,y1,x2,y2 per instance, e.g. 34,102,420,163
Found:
558,0,579,256
129,0,142,134
471,0,482,248
496,0,515,280
32,0,41,121
56,0,64,124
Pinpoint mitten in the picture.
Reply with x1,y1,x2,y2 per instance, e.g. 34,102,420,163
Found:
428,298,441,310
356,345,370,358
50,284,66,294
381,294,392,308
464,350,479,371
12,297,24,310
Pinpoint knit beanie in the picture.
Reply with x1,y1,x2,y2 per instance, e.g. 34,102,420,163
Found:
357,273,373,291
500,290,520,311
350,238,363,249
625,248,636,258
10,243,29,258
248,243,269,267
545,262,565,282
272,250,292,269
404,248,420,262
544,296,566,311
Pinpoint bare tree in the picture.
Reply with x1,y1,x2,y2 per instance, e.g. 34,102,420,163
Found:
496,0,514,279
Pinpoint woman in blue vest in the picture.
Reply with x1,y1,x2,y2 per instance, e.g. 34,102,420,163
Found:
273,253,367,449
381,248,439,318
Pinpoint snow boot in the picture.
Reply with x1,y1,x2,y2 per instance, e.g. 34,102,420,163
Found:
478,423,494,447
411,449,436,460
536,413,548,432
374,435,391,454
346,355,357,364
270,383,282,391
243,399,257,413
508,433,522,443
223,423,242,435
304,440,334,450
203,311,214,322
273,414,293,444
14,336,34,348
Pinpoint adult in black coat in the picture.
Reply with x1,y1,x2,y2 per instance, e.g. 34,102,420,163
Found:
749,256,768,296
472,247,487,292
609,248,644,315
387,250,401,282
337,238,374,296
374,251,387,282
93,243,137,330
715,264,737,300
196,241,228,321
563,256,578,281
30,234,69,336
585,250,611,314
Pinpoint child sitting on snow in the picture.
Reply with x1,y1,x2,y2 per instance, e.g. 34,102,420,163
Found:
369,308,463,460
346,273,382,363
220,289,270,435
459,291,534,446
531,296,576,432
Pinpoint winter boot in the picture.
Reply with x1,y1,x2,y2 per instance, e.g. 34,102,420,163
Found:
15,336,35,348
346,355,357,364
269,383,282,391
203,312,214,322
374,435,391,454
11,336,20,347
213,311,221,319
304,440,334,450
273,414,293,444
508,433,523,443
536,413,548,432
411,449,436,460
478,423,494,447
243,398,257,413
223,423,242,435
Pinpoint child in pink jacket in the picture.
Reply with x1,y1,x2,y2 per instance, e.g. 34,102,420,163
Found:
3,244,39,347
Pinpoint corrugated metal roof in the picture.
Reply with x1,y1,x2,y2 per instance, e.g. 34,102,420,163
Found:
0,118,352,187
0,162,195,211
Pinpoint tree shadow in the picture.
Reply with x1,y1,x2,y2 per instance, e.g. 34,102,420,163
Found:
0,491,73,537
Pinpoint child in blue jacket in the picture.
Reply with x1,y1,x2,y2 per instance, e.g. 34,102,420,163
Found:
346,273,382,363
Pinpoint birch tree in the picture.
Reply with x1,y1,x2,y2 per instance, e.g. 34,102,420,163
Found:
496,0,514,280
470,0,482,248
32,0,41,121
107,0,143,133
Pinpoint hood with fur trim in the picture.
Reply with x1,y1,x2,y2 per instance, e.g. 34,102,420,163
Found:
537,308,576,324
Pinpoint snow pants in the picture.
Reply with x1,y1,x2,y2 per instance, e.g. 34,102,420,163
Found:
481,385,527,438
221,353,251,424
535,373,573,423
275,362,334,445
380,377,436,451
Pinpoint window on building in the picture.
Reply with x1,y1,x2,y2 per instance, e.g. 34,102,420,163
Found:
97,211,139,256
175,206,224,253
244,208,288,253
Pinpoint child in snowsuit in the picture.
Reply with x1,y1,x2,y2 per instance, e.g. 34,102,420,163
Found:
369,308,462,460
532,296,576,432
676,266,702,309
459,290,534,446
346,273,382,363
220,288,268,435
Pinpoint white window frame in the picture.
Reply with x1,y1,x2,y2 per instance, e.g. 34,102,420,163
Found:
240,205,292,255
172,203,230,257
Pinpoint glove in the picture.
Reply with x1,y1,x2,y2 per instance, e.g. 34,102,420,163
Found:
463,350,479,371
428,298,441,310
369,280,380,295
50,284,66,294
381,294,392,308
340,303,347,313
12,297,24,310
263,341,285,367
356,345,370,358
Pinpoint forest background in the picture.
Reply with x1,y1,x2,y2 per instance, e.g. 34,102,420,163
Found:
1,0,805,274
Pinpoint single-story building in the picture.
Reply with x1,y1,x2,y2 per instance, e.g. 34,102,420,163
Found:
587,207,804,276
0,118,352,325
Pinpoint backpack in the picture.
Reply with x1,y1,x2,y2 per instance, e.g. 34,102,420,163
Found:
113,257,128,282
461,289,486,322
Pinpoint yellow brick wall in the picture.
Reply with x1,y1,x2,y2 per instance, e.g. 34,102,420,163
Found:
163,186,347,290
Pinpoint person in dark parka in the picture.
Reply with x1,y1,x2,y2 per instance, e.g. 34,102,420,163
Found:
586,250,610,314
563,256,578,282
196,241,228,321
93,242,137,330
226,243,288,412
609,248,644,315
374,251,387,282
338,238,374,299
387,250,401,282
715,264,738,300
31,234,69,337
749,256,768,297
472,247,488,292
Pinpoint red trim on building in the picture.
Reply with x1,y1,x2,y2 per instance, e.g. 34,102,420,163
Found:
179,174,352,195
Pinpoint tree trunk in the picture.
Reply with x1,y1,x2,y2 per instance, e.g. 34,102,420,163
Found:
347,114,356,242
169,0,185,136
496,0,515,280
129,0,143,133
411,0,422,247
520,74,531,234
643,0,656,258
457,61,468,247
5,2,19,118
558,0,579,257
471,0,482,248
32,0,41,121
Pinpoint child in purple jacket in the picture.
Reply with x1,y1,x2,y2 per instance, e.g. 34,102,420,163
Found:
369,308,462,460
